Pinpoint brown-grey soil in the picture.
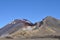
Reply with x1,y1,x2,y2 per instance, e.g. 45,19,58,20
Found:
0,38,60,40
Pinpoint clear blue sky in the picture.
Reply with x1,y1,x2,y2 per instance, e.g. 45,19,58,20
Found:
0,0,60,28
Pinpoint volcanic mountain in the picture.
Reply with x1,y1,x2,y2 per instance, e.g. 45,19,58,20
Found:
0,16,60,38
0,19,33,37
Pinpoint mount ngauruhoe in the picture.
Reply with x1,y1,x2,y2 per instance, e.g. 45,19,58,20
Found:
0,16,60,38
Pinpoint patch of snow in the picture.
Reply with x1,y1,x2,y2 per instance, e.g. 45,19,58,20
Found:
8,22,16,24
22,26,33,31
21,19,31,23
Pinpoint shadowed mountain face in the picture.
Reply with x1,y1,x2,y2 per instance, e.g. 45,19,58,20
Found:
0,16,60,38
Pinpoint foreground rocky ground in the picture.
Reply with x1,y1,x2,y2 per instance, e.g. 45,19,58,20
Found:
0,35,60,40
0,38,60,40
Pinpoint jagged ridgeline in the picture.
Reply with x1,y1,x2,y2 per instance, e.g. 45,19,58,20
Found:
0,16,60,38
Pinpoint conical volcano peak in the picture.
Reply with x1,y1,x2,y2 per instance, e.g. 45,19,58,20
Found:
45,16,53,18
42,16,58,22
43,16,54,20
